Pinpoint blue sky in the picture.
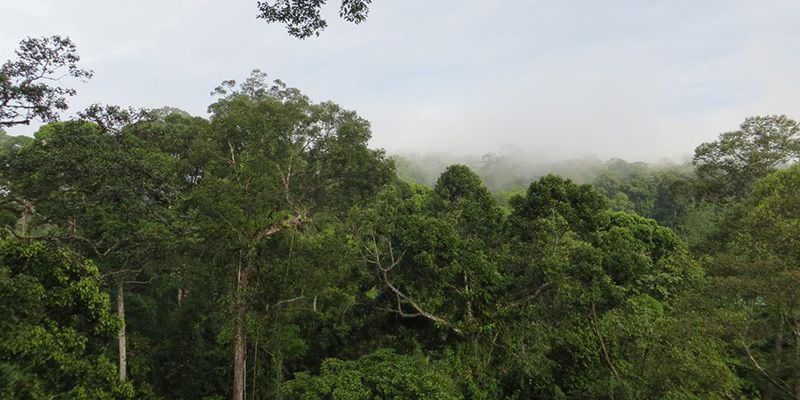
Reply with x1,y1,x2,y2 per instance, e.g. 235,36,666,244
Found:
2,0,799,160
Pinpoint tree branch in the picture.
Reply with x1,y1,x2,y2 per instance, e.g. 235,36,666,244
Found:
590,301,619,379
507,282,553,308
742,339,799,399
363,234,463,335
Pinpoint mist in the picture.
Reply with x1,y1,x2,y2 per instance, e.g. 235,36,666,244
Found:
2,1,800,161
391,150,692,192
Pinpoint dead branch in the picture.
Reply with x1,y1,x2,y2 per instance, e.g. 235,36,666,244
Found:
362,233,463,335
590,302,619,379
100,267,146,280
270,294,306,310
507,282,553,308
251,213,306,246
122,277,155,285
742,339,799,399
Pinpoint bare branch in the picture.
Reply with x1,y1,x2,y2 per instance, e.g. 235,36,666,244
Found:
590,302,619,379
362,233,462,335
122,277,154,285
251,213,306,244
742,339,799,399
271,294,306,309
507,282,553,308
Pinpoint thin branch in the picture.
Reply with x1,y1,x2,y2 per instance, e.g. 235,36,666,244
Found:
270,294,306,309
100,267,146,279
122,277,154,285
590,302,619,379
507,282,553,308
742,339,799,399
362,234,462,335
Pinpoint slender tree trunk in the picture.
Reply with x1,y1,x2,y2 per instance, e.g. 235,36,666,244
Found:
117,282,128,382
464,272,473,322
590,302,618,380
765,315,785,400
794,319,800,400
252,338,259,400
232,262,249,400
20,208,29,236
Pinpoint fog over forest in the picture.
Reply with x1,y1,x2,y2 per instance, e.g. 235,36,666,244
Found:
2,1,800,160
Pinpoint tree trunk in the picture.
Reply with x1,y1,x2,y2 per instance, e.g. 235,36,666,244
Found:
464,272,473,322
765,315,784,400
232,262,249,400
117,282,128,382
794,318,800,400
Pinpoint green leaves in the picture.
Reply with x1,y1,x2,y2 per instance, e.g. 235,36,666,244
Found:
283,349,460,400
497,174,716,398
0,237,131,399
694,115,800,201
256,0,374,39
4,69,786,399
0,36,92,127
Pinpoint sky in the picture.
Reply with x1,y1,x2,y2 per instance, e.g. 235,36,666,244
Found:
2,0,799,161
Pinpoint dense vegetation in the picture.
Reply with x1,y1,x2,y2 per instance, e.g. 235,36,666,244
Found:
3,38,800,400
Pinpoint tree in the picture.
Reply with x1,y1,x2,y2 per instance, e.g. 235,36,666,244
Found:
350,172,506,397
499,175,732,398
257,0,373,38
352,167,503,334
592,159,658,216
191,70,392,400
282,349,460,399
693,115,800,201
708,164,800,399
77,104,150,134
0,36,92,127
0,237,132,399
0,120,179,388
0,129,33,158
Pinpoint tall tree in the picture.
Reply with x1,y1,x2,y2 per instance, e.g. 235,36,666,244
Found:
353,170,502,333
500,175,732,398
693,115,800,201
191,70,392,400
0,120,179,388
0,36,92,127
708,164,800,399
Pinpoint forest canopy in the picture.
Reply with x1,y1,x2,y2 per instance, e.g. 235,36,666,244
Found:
2,34,800,400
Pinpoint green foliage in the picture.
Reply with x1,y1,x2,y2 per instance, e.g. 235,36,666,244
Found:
694,115,800,201
0,35,92,127
257,0,373,39
283,349,460,400
508,174,608,240
2,66,792,400
497,175,731,398
0,237,132,399
705,164,800,398
0,129,32,157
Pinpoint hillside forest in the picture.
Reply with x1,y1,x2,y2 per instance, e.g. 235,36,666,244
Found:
2,36,800,400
